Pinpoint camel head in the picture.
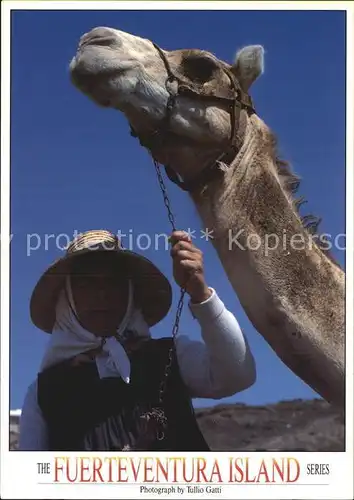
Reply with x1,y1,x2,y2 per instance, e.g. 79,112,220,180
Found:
70,27,264,183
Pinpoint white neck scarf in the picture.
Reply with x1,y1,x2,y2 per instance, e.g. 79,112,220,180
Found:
39,276,151,383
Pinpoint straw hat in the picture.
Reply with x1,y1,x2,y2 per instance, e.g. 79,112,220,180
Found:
30,229,172,333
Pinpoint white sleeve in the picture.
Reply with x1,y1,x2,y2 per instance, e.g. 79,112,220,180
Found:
174,288,256,399
19,380,49,451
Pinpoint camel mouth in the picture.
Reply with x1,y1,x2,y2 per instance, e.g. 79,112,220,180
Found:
70,28,130,108
69,51,124,108
70,26,177,121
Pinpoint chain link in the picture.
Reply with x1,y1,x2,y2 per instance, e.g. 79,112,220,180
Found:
153,160,186,407
153,160,177,231
158,287,186,405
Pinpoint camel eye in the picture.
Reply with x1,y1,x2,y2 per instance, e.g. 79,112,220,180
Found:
182,54,218,83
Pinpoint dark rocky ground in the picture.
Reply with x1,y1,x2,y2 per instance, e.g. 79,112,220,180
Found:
10,399,345,451
195,399,345,451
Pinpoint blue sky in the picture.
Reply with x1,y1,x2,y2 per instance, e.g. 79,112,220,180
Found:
10,9,346,410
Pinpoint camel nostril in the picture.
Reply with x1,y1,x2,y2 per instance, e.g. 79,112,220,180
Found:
79,27,119,49
91,26,115,36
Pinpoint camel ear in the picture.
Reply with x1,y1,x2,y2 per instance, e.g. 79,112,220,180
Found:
232,45,264,92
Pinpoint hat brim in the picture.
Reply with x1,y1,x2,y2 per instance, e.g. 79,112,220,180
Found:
30,246,172,333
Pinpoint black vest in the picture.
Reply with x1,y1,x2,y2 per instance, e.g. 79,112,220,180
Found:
37,338,210,451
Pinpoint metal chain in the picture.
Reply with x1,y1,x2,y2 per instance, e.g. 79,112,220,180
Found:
153,159,186,414
153,160,178,232
158,285,186,404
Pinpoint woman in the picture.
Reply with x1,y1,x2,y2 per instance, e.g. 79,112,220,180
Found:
19,229,256,451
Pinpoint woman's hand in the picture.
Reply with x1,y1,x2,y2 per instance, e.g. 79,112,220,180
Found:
170,230,212,303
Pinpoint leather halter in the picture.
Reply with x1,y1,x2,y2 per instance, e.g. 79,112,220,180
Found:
130,42,256,193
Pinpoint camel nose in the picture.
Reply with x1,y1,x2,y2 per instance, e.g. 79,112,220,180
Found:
79,27,119,49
